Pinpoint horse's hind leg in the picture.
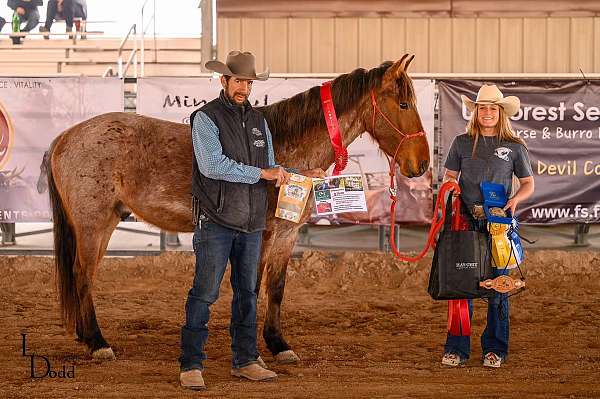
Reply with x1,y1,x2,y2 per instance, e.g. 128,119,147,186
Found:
73,212,120,359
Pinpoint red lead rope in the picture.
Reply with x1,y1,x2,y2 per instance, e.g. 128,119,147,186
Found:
320,84,469,336
391,181,472,336
388,181,460,262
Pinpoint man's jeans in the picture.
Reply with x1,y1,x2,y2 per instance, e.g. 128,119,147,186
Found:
180,221,262,370
444,267,510,360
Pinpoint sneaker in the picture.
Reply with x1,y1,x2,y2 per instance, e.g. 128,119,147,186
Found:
179,369,206,390
231,363,277,381
441,352,465,367
483,352,503,368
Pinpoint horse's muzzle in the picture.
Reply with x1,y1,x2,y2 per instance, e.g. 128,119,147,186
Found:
407,159,429,178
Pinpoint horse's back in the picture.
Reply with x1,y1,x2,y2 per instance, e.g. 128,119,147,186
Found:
51,112,195,232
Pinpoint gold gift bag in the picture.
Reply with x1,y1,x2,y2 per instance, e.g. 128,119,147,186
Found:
275,173,313,223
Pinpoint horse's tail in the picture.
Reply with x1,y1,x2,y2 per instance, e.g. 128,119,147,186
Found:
47,145,78,332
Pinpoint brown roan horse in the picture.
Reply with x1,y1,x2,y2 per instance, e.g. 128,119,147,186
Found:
46,54,429,361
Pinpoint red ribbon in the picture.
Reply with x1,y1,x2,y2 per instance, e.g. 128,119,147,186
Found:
447,199,471,336
447,299,471,336
320,81,348,176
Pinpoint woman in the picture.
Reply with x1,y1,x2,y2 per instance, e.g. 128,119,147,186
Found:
442,84,535,368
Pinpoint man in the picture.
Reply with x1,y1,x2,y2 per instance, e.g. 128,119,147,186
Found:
8,0,42,33
179,50,325,390
39,0,88,39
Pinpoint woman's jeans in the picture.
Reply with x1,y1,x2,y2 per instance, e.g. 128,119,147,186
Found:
180,221,262,370
444,267,510,360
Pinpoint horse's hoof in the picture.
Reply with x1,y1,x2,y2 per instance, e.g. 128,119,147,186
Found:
275,350,300,364
257,355,268,369
92,347,115,360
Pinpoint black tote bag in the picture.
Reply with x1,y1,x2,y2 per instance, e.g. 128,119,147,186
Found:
427,194,494,300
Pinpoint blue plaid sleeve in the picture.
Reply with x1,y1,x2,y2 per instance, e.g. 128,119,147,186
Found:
264,121,277,168
191,111,262,184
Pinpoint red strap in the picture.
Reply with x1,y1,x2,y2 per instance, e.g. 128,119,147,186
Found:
388,181,460,262
448,196,471,336
452,197,470,232
448,300,460,335
320,81,348,176
448,299,471,336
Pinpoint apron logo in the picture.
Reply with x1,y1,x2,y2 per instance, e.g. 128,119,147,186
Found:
251,128,263,136
494,147,512,162
253,139,265,148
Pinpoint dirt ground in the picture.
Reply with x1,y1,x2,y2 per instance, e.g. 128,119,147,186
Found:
0,249,599,399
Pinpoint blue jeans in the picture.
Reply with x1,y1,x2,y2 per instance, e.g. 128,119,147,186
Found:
17,9,40,33
444,267,510,360
180,221,262,370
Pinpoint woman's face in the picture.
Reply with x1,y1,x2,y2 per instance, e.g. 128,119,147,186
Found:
477,104,500,129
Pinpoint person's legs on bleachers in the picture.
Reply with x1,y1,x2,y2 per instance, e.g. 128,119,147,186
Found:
40,0,58,38
62,0,75,32
43,0,59,30
21,8,40,33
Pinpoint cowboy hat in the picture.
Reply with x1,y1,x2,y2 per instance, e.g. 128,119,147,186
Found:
461,84,520,117
205,51,269,81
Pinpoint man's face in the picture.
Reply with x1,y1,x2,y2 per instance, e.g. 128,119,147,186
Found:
221,76,253,105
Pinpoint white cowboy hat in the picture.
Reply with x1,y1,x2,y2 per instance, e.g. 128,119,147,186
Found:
461,84,520,117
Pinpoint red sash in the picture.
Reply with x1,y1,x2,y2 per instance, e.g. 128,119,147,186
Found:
320,81,348,176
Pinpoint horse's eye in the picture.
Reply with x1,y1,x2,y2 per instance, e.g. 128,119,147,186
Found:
399,102,409,110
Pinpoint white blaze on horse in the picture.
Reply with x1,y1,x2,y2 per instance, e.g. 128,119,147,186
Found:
46,55,429,360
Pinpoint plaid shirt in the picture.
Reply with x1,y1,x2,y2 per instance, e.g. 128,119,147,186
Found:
191,111,278,184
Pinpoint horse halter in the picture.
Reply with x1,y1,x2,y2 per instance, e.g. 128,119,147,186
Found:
369,90,426,196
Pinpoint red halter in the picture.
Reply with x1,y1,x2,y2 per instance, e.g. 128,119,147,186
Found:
369,90,426,193
369,90,437,262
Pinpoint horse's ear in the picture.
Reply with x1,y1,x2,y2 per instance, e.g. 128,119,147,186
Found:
383,54,410,84
403,55,415,71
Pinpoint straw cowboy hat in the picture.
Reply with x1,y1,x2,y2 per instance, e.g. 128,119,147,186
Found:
205,51,269,81
461,84,520,117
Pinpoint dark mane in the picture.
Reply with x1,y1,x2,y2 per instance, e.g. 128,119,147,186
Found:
260,62,396,143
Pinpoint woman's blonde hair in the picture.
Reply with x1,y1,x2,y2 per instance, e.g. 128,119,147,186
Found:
466,105,526,157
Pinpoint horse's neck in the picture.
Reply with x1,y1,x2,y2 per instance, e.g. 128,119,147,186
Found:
292,108,366,171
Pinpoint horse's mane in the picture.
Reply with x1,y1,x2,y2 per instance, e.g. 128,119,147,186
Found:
260,61,414,143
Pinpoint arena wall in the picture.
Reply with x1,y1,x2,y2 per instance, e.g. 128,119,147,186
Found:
217,17,600,74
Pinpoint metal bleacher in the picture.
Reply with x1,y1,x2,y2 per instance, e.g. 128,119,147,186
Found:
0,36,202,77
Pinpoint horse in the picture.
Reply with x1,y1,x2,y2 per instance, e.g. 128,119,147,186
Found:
46,54,430,361
36,151,49,194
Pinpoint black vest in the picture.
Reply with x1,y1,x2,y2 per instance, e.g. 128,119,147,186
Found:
190,91,270,233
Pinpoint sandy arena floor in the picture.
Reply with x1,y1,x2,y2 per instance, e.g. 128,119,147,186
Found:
0,250,599,398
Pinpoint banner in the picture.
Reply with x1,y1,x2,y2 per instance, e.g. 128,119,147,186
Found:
438,80,600,224
0,77,123,222
137,77,435,224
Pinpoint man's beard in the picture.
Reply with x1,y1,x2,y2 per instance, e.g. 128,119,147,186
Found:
225,90,248,105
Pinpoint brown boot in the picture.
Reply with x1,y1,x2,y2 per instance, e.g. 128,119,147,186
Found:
180,369,206,390
231,363,277,381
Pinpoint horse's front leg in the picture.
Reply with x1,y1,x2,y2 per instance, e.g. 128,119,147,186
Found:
261,225,301,364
